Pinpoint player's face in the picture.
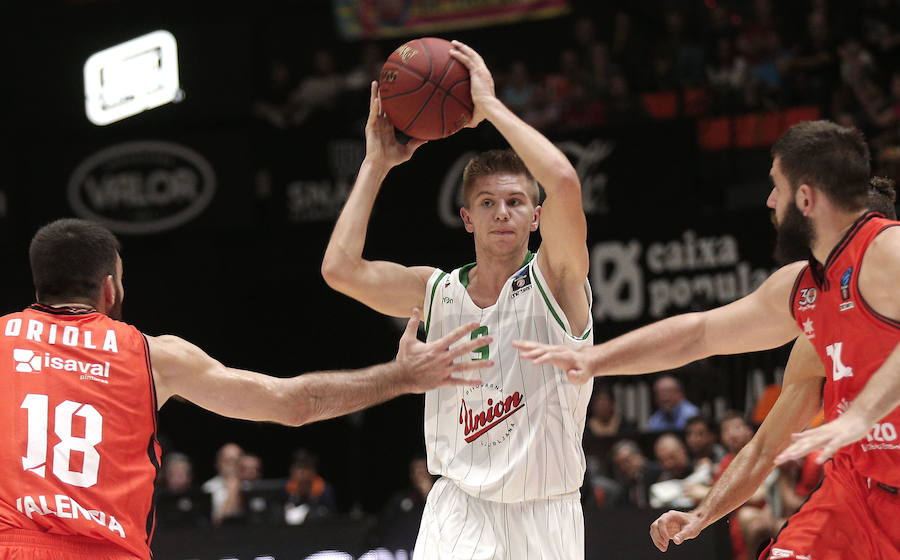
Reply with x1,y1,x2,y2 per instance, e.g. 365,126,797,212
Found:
460,174,540,256
721,418,754,454
767,157,815,265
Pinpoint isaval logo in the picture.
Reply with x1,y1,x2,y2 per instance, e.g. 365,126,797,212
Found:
67,141,216,234
14,349,42,373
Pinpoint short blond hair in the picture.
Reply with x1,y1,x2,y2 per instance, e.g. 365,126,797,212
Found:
461,149,540,207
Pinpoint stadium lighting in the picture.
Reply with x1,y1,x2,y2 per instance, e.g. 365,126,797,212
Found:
83,30,181,126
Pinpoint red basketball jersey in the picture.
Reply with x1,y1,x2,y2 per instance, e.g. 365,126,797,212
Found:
791,211,900,486
0,304,161,559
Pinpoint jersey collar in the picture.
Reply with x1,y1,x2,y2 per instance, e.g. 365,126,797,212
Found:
459,251,534,288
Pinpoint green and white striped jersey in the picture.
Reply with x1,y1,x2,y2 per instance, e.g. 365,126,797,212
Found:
422,251,593,503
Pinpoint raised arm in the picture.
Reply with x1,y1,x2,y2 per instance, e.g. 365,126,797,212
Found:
450,41,590,332
515,261,806,383
149,309,493,425
321,82,434,318
649,334,825,552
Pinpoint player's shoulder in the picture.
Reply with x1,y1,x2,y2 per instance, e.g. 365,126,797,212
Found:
867,223,900,261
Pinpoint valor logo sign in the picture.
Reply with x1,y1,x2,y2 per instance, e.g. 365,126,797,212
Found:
68,141,216,234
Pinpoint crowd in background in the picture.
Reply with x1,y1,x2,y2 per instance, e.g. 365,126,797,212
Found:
252,0,900,182
158,1,898,557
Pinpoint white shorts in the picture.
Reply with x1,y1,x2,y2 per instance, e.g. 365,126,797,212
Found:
413,477,584,560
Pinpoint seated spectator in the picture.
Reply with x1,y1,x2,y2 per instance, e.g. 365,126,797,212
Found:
648,433,714,509
610,439,662,508
376,455,435,548
685,415,727,466
773,450,824,528
706,36,748,114
284,449,337,525
586,385,637,437
499,60,536,116
646,375,699,432
717,411,777,560
202,442,246,525
653,433,693,482
605,73,647,126
156,452,210,529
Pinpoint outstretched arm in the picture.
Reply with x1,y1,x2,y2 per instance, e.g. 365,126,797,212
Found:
649,335,825,552
150,309,493,425
321,82,433,318
515,261,805,383
451,40,590,333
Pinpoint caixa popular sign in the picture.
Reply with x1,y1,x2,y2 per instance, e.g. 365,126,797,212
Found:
67,141,216,234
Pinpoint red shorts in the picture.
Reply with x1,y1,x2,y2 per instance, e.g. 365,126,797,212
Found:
0,529,142,560
759,453,900,560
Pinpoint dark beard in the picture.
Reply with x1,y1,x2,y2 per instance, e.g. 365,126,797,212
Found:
773,203,815,265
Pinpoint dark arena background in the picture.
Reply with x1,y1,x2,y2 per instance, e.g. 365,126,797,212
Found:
4,1,899,558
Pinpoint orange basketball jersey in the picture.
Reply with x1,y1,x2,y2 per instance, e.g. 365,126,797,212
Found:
0,304,160,559
791,212,900,486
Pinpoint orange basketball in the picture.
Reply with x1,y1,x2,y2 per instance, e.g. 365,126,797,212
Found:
379,37,474,141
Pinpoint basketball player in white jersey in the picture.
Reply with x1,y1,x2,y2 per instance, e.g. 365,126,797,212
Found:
322,41,592,559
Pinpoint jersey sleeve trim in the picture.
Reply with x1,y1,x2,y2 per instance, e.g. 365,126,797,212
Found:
788,265,809,320
531,254,593,340
424,270,448,338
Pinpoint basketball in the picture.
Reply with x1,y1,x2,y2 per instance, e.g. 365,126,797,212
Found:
379,37,474,141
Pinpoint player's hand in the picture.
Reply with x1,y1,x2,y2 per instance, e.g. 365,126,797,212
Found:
649,510,704,552
774,412,872,465
512,340,593,384
396,308,493,393
365,81,426,168
448,40,495,128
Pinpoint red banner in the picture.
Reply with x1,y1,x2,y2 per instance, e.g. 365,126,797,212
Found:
334,0,570,40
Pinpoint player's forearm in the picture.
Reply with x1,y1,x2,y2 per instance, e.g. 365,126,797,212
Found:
584,313,709,376
288,361,409,426
322,160,389,282
480,98,580,195
692,439,775,529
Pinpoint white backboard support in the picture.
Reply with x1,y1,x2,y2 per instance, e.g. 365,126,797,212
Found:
84,30,180,126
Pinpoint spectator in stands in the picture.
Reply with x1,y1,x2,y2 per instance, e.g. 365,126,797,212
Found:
586,385,637,437
653,433,693,482
646,375,699,431
662,10,705,86
156,452,210,529
499,60,536,116
717,411,776,560
605,73,646,126
610,439,662,508
380,456,433,527
238,453,263,483
585,43,618,98
287,49,345,126
684,415,728,466
202,442,246,525
773,450,824,528
790,10,837,106
706,36,748,114
649,433,716,509
284,449,337,525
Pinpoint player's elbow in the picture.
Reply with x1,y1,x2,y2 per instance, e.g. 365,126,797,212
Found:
549,165,581,194
321,251,352,292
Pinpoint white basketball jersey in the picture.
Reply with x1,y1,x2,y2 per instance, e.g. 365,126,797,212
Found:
422,251,593,503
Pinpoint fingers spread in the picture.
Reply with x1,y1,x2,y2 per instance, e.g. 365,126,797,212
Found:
449,337,493,360
437,321,483,347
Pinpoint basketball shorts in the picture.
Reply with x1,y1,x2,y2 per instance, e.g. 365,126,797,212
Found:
413,477,584,560
759,453,900,560
0,529,142,560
